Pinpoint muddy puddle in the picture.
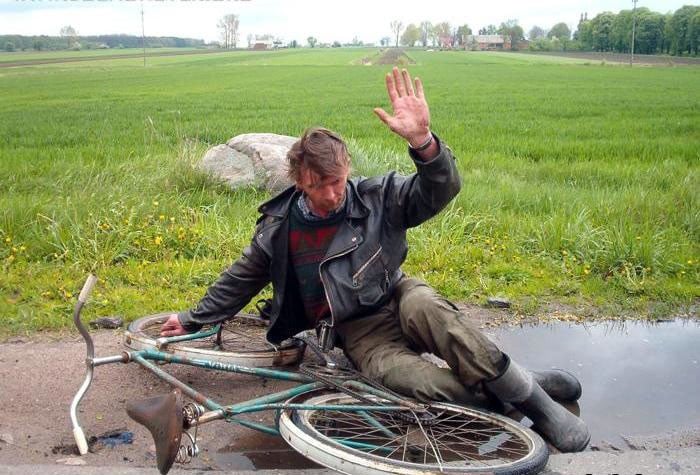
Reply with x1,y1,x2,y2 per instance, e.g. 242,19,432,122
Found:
211,431,320,470
489,318,700,448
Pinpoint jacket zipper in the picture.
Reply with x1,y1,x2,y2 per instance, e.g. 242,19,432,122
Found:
351,246,383,287
319,243,359,328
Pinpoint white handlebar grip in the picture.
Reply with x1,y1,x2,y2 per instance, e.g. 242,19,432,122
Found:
78,274,98,304
73,426,89,455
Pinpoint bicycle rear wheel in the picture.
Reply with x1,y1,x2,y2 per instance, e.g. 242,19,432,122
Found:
279,391,548,475
124,312,305,367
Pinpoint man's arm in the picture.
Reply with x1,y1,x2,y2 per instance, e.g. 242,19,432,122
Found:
161,231,272,336
373,67,461,229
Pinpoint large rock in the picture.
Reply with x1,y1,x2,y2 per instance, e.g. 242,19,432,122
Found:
197,133,297,193
197,144,256,188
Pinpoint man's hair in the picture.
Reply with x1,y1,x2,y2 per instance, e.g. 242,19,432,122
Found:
287,127,351,183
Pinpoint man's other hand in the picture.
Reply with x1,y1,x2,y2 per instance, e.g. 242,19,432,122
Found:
160,313,189,337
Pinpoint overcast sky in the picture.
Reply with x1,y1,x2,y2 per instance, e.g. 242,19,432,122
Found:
0,1,691,44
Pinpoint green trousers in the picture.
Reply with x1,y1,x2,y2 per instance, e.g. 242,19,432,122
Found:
336,277,506,409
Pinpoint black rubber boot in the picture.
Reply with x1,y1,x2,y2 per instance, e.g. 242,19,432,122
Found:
532,369,582,401
486,357,590,453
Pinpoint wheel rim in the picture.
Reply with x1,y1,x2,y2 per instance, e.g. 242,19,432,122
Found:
136,314,278,353
286,392,543,473
124,313,306,367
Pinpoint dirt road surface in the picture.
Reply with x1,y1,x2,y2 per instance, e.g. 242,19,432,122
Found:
1,318,698,474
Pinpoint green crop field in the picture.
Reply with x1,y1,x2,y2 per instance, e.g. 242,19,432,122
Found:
0,48,698,336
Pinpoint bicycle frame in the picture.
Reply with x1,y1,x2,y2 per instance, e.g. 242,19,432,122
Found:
70,275,424,459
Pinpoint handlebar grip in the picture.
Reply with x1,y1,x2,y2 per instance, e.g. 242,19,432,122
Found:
73,426,89,455
78,274,98,304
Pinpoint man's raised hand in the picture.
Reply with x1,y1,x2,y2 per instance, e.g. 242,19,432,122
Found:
374,67,432,148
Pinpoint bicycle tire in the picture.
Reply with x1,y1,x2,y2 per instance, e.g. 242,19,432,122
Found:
124,312,305,367
278,391,548,475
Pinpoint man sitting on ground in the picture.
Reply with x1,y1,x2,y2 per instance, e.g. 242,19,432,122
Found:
161,67,590,452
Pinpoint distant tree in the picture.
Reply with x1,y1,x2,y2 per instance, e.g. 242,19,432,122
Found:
332,40,341,47
217,14,239,48
574,13,594,48
351,36,362,46
380,36,390,47
4,41,14,52
669,5,700,55
691,10,700,55
307,36,317,48
636,10,665,54
60,25,77,48
498,19,524,50
610,9,635,53
32,39,45,51
529,25,546,40
419,21,432,47
548,22,571,41
590,12,616,51
479,24,498,35
246,33,253,48
432,22,451,48
455,24,472,46
663,12,675,54
390,20,404,47
401,23,421,47
288,39,298,48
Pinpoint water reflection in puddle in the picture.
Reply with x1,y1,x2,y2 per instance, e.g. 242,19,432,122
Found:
212,431,321,470
489,319,700,447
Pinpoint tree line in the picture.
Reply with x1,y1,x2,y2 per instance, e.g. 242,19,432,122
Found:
2,33,205,52
572,5,699,55
389,5,699,55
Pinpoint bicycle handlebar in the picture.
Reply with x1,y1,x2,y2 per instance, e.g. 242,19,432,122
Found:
70,274,98,455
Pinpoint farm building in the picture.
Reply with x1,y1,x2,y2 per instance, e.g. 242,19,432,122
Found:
465,35,510,51
252,35,274,50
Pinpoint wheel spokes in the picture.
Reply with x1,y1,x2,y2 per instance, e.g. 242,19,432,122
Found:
307,402,532,468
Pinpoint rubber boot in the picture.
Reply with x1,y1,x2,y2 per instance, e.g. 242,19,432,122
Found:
532,369,582,401
486,357,590,453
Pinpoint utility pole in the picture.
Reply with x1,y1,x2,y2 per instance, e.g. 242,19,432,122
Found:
141,0,146,67
630,0,638,65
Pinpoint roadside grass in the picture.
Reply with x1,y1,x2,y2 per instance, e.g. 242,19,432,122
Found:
0,49,697,336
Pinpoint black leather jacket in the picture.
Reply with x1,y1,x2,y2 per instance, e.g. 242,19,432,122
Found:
179,136,460,344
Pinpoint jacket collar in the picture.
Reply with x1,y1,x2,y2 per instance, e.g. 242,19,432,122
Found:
257,179,369,219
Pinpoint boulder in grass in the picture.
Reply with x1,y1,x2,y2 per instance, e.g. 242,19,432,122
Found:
197,133,297,193
197,144,256,189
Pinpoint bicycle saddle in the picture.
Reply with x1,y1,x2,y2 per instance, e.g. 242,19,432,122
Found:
126,389,183,475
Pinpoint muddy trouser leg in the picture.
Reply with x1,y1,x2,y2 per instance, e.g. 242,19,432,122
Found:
336,278,505,410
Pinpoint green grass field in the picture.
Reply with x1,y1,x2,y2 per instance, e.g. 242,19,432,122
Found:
1,48,698,336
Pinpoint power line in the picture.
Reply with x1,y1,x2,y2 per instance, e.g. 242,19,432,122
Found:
141,0,146,67
630,0,638,65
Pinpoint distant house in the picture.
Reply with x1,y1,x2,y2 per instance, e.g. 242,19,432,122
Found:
438,35,454,49
252,35,274,50
465,35,511,51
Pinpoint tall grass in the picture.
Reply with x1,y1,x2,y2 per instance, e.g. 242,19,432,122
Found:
0,49,697,335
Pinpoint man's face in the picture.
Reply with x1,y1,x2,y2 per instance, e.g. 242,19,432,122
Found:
297,165,349,218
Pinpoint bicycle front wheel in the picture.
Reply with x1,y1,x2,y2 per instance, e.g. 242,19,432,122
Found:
124,312,305,367
278,391,548,475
